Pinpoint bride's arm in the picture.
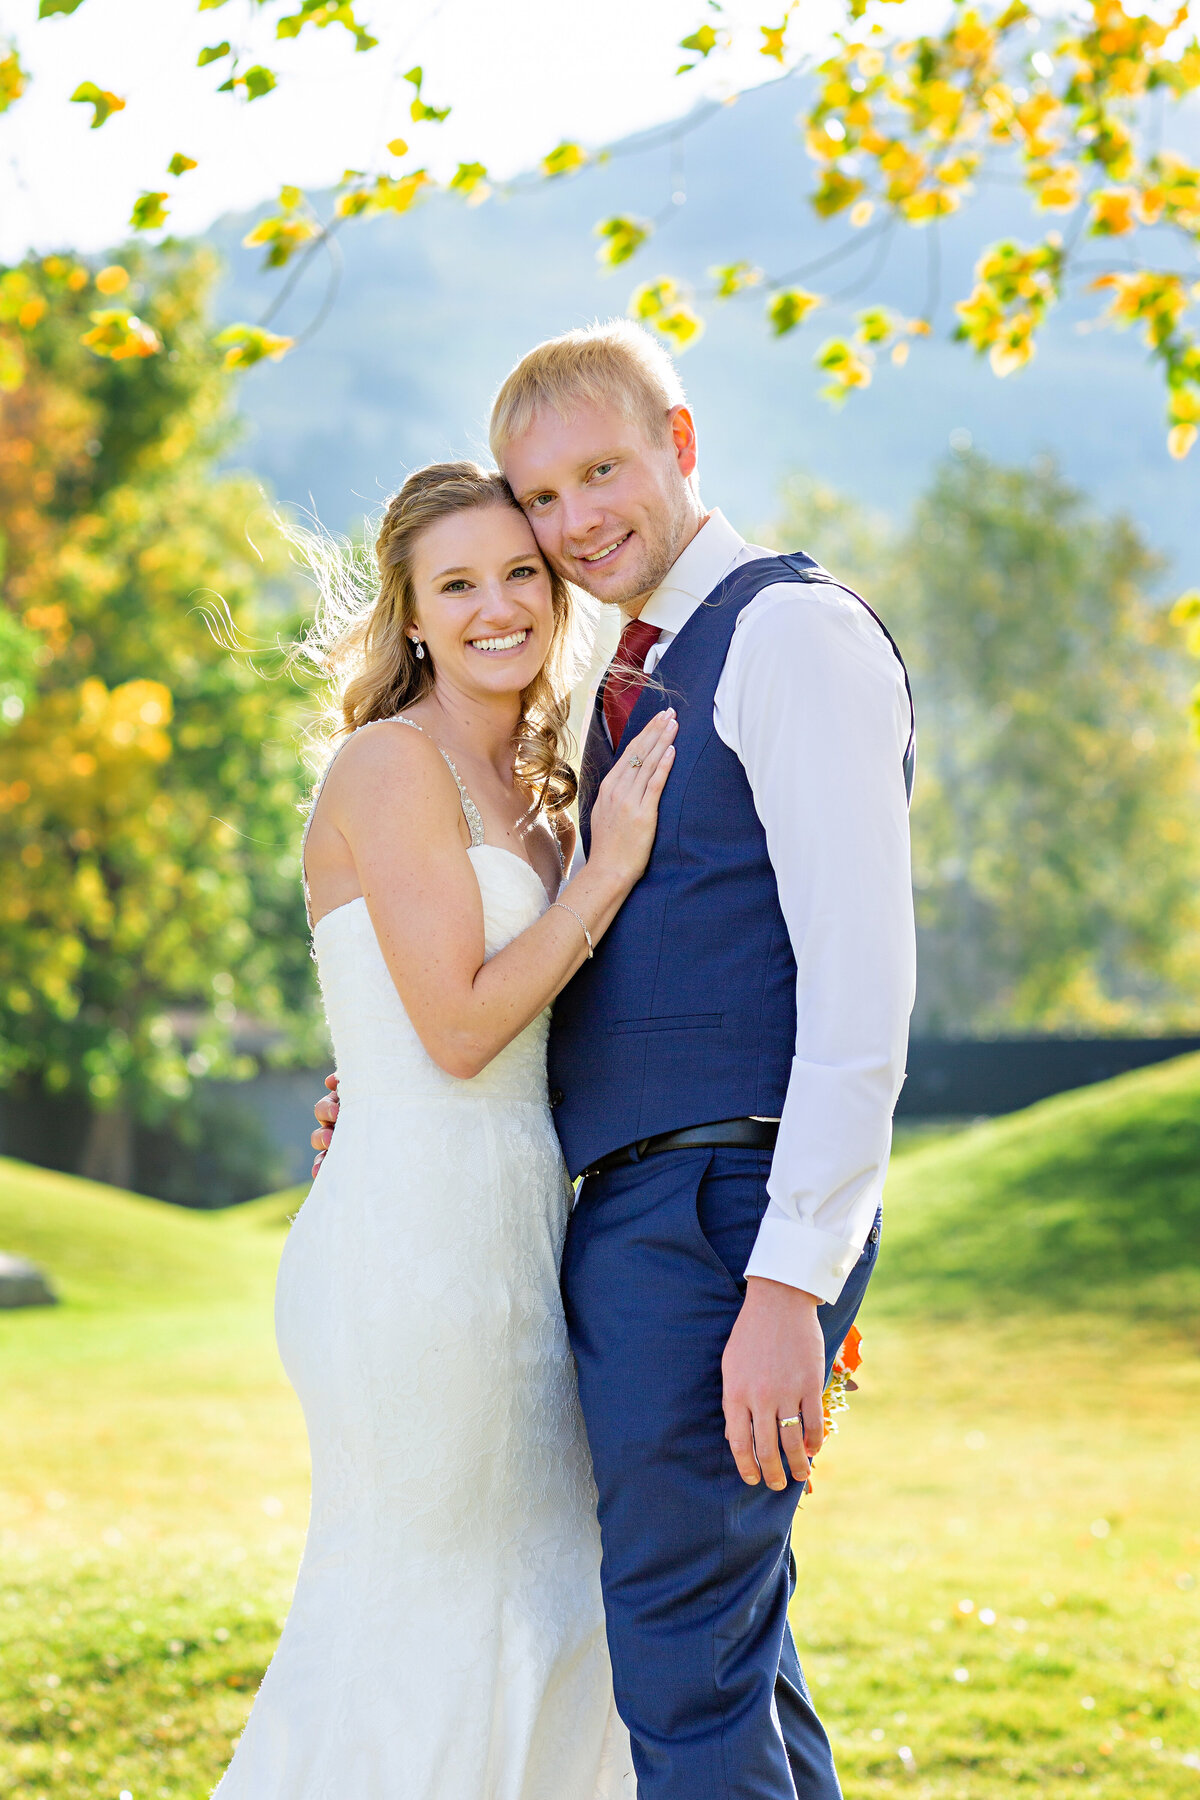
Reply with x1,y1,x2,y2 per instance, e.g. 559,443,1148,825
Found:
317,713,675,1079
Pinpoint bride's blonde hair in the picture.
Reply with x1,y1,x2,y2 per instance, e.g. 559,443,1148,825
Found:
294,461,589,819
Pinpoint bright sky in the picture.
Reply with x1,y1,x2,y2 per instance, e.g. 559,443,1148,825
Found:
0,0,836,259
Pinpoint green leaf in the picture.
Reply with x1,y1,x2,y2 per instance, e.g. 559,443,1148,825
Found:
69,81,125,128
404,65,423,89
197,41,231,66
240,64,276,100
594,215,651,268
198,0,230,9
38,0,87,16
213,323,294,370
410,97,451,123
130,191,169,231
449,161,489,199
167,151,198,177
767,287,822,334
710,259,762,299
679,24,718,55
630,277,681,321
542,141,588,179
855,306,894,345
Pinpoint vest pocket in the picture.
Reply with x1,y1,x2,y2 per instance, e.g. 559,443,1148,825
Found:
608,1013,725,1035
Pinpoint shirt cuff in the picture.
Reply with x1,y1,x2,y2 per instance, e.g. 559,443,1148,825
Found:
743,1213,864,1306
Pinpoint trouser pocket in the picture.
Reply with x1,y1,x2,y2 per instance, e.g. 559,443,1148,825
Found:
690,1148,775,1296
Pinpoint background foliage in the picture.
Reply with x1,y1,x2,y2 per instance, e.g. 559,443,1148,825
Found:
0,244,318,1189
774,451,1200,1034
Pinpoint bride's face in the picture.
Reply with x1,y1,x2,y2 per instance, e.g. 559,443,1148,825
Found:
407,504,556,701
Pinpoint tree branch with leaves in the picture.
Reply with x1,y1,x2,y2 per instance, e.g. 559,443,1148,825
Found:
2,0,1198,452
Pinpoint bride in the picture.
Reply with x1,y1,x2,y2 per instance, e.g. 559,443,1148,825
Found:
213,461,675,1799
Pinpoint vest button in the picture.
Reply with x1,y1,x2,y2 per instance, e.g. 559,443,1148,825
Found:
550,1087,564,1108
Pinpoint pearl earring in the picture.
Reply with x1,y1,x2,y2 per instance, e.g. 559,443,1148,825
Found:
413,639,425,660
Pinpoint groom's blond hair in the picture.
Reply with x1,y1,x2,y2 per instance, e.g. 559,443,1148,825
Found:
489,319,687,462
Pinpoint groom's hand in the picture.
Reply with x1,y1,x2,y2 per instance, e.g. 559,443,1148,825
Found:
722,1278,825,1491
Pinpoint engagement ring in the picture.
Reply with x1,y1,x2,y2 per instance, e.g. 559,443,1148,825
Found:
629,754,643,768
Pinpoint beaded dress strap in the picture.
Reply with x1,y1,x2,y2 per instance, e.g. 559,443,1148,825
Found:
388,716,486,847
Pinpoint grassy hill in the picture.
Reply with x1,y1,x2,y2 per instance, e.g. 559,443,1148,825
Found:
4,1046,1199,1334
0,1157,280,1315
881,1052,1200,1322
2,1071,1199,1797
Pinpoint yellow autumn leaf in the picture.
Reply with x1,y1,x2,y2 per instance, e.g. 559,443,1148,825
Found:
69,81,125,129
542,141,588,178
81,310,163,361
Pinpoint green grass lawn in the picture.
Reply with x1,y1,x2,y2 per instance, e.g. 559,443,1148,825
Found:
1,1058,1199,1799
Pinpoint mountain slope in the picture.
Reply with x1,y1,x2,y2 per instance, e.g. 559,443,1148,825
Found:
212,74,1199,575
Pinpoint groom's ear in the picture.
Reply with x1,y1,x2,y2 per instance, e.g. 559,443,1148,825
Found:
668,405,699,480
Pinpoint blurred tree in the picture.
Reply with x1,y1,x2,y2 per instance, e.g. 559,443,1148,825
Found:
774,453,1200,1034
7,0,1199,453
0,245,318,1189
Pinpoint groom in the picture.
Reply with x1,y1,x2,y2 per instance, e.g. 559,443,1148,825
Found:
316,320,915,1797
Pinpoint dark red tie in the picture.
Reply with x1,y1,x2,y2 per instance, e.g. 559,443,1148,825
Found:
603,618,663,750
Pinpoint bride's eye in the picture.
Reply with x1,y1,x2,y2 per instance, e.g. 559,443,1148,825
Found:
442,579,471,593
509,565,537,580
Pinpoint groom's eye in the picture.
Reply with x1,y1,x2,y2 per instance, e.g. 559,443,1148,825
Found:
591,462,615,479
528,493,554,510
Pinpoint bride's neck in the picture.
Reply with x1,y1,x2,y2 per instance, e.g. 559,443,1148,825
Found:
426,683,522,780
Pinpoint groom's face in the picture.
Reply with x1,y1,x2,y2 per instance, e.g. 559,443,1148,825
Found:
501,399,700,612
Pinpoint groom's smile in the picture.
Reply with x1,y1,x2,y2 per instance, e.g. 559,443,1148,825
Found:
580,531,633,565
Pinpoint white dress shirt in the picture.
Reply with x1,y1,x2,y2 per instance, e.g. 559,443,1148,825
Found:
625,509,916,1305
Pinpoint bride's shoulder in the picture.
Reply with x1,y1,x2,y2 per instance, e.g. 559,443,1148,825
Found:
318,715,458,818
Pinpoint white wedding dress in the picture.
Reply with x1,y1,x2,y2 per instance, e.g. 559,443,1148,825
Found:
213,721,635,1799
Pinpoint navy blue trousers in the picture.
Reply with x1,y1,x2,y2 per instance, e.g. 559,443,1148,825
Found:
562,1148,880,1799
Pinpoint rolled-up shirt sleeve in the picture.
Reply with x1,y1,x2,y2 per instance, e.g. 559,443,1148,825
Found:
713,580,916,1305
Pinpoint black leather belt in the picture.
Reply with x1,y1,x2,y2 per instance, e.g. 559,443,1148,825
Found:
582,1116,780,1179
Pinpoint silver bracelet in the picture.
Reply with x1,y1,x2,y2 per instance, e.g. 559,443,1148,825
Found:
551,900,594,959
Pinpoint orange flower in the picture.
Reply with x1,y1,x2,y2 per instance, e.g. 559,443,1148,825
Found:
835,1324,863,1374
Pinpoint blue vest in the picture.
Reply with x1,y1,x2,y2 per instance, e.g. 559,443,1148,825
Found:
548,553,914,1179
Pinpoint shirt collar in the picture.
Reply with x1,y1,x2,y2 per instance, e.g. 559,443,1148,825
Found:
637,509,747,638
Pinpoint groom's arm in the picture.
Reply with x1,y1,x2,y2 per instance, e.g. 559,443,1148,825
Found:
714,579,916,1490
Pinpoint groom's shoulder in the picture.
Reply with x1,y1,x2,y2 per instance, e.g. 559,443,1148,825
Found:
734,551,901,680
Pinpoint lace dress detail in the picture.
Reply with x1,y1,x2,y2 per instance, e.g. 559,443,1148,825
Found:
214,724,631,1798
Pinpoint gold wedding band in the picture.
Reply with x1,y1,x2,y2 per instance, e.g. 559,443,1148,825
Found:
629,754,643,768
779,1415,802,1431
